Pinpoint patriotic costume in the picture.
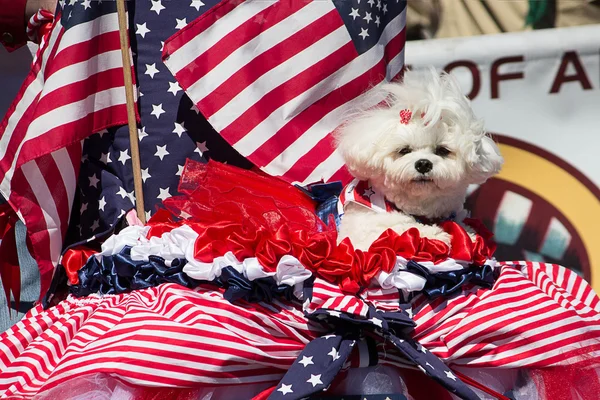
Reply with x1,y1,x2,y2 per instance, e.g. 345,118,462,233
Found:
2,160,600,400
1,1,600,400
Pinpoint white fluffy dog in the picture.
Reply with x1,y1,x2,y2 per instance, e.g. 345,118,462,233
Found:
335,68,504,251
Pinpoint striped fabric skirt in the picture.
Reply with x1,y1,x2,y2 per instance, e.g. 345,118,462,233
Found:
2,261,600,399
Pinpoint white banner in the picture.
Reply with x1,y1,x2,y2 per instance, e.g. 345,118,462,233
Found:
406,25,600,290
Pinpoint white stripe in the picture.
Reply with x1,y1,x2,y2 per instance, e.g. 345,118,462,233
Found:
184,1,333,104
38,18,63,80
301,149,345,184
386,47,405,81
448,302,592,359
20,159,62,265
165,0,273,74
453,324,600,366
40,49,123,99
53,12,120,58
209,25,350,132
0,87,127,191
51,148,77,226
27,86,127,144
337,296,352,311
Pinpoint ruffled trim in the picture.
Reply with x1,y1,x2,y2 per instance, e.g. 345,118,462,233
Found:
68,218,497,300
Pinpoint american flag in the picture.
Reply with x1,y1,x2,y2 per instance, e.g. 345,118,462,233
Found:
163,0,407,185
0,1,136,296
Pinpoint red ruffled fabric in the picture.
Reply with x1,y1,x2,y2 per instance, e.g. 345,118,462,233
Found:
150,160,495,294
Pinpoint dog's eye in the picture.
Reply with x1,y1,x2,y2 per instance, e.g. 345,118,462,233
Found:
435,146,451,157
398,147,412,155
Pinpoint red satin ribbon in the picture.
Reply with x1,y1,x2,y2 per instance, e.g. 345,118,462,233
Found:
0,204,21,313
62,246,98,285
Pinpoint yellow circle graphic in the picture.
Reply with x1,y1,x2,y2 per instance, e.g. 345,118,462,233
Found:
495,138,600,291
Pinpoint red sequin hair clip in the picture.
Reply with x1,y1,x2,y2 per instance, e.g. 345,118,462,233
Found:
399,109,412,125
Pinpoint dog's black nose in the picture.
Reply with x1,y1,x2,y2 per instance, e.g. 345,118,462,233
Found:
414,159,433,174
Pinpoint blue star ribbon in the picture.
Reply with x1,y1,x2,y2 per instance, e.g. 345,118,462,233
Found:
270,306,480,400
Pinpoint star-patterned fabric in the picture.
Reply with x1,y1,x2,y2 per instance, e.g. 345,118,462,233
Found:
64,0,252,248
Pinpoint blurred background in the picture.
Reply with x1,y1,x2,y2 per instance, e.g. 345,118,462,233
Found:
1,0,599,331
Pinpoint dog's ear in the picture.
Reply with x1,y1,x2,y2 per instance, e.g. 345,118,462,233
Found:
334,114,387,181
469,135,504,184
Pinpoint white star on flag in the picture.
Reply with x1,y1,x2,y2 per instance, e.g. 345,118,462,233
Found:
98,197,106,212
328,347,340,361
89,174,100,188
157,187,172,201
145,63,160,79
150,0,165,15
445,370,457,381
306,374,323,387
138,126,148,141
99,152,111,164
173,122,187,137
298,356,314,367
118,150,131,165
154,145,169,160
175,18,187,30
277,383,293,396
136,22,150,38
167,81,182,96
190,0,205,11
116,187,129,200
141,168,151,183
195,141,208,155
150,104,165,119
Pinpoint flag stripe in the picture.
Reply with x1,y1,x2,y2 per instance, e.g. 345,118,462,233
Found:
175,1,315,96
196,10,343,118
164,0,274,76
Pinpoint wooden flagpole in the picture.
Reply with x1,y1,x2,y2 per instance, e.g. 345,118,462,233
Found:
116,0,146,224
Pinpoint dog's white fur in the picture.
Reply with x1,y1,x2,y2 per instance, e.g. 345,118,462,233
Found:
335,68,504,251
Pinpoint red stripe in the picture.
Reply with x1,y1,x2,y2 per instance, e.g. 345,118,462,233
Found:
328,165,352,184
17,103,127,171
34,66,124,122
384,27,406,66
248,55,383,169
457,318,600,365
45,30,122,78
278,60,387,182
218,41,355,145
34,157,69,238
163,0,247,60
280,134,336,182
175,1,310,92
195,9,343,117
